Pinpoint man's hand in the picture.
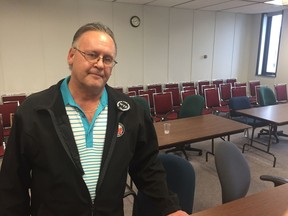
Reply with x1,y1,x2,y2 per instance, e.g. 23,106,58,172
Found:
168,210,189,216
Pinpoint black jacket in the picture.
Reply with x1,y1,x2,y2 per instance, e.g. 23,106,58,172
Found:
0,80,180,216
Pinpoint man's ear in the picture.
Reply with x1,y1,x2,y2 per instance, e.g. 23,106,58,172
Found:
67,48,75,65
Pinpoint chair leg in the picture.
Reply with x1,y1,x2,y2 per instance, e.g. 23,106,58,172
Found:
185,145,202,156
258,125,279,143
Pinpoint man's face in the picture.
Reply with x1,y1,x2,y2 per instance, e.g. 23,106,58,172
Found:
67,31,116,93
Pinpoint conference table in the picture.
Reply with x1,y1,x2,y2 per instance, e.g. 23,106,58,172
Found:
236,103,288,167
191,183,288,216
154,114,250,160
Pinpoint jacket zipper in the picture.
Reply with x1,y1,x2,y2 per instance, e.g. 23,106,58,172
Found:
91,201,95,216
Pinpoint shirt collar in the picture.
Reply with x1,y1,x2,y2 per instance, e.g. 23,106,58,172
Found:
60,76,108,109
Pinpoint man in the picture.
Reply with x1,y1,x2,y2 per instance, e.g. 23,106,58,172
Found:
0,22,189,216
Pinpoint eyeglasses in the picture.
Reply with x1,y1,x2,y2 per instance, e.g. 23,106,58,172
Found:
73,47,117,68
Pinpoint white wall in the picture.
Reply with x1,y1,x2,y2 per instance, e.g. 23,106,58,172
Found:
0,0,286,95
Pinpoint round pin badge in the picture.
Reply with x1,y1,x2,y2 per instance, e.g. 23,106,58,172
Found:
117,101,130,111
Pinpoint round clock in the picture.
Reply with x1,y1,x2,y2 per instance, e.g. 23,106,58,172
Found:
130,16,140,28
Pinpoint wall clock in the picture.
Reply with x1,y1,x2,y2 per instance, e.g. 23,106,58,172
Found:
130,16,140,28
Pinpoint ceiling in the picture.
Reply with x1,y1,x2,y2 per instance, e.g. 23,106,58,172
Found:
100,0,288,14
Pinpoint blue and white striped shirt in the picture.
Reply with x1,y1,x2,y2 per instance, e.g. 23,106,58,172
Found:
60,76,108,201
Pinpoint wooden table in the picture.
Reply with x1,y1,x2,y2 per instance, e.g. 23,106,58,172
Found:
191,183,288,216
236,103,288,167
154,114,250,160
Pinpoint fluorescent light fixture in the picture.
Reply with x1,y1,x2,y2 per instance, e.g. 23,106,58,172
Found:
265,0,288,5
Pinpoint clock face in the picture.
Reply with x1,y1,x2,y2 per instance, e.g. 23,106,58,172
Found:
130,16,140,27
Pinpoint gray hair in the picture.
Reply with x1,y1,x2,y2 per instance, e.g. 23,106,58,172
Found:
72,22,117,54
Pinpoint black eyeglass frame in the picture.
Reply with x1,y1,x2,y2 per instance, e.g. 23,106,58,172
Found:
73,47,118,67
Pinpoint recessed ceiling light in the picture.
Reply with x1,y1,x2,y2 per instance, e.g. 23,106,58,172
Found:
265,0,288,5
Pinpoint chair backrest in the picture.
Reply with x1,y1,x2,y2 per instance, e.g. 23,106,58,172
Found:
181,89,197,102
163,88,181,107
248,80,260,97
219,83,232,101
215,141,251,204
127,85,144,95
165,83,179,89
0,101,19,128
139,89,156,109
0,114,4,157
179,95,204,118
197,80,210,95
0,114,4,144
182,86,197,91
231,86,247,97
131,96,151,117
133,154,195,215
258,86,277,106
202,84,216,97
234,82,247,87
274,83,288,102
212,79,224,87
229,96,251,117
204,88,221,108
1,94,26,105
153,92,174,115
127,91,136,97
147,84,163,93
226,78,237,86
181,81,195,89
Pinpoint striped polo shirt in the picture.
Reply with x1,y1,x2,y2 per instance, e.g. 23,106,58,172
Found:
60,76,108,202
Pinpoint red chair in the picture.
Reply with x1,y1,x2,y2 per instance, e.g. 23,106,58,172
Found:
127,85,144,95
226,78,237,86
231,86,247,97
138,94,150,107
202,84,216,97
153,92,178,121
234,82,247,87
212,79,224,88
219,83,232,106
204,88,230,116
147,84,163,93
1,94,26,105
181,81,195,89
165,83,179,89
274,83,288,103
197,80,210,95
139,89,156,114
0,101,19,138
182,86,197,91
164,88,181,113
181,89,197,102
0,114,5,157
248,80,261,104
126,91,137,97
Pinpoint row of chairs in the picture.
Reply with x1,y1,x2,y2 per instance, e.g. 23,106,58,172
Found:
115,78,236,93
114,78,264,98
128,84,243,121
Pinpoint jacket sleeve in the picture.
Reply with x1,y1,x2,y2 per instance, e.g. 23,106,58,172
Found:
0,112,31,215
128,111,181,215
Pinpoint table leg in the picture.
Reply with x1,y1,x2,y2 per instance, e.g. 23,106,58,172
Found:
242,124,277,167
